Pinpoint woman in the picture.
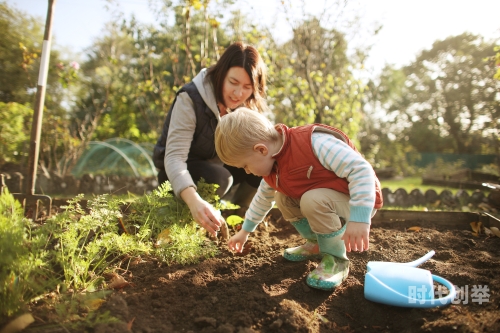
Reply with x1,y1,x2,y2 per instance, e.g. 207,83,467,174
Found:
153,41,268,237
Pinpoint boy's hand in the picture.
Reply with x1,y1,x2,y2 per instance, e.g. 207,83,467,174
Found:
341,221,370,252
228,229,250,253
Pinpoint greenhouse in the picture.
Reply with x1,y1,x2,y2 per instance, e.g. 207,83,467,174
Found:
72,138,157,178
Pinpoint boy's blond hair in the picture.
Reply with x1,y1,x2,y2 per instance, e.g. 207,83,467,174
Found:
215,107,279,165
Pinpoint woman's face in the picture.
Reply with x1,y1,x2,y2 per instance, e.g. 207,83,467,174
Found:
222,66,253,110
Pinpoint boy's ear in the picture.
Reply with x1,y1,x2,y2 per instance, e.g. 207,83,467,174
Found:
253,143,269,155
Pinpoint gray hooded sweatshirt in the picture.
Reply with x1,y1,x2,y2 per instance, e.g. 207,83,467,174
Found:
164,68,223,197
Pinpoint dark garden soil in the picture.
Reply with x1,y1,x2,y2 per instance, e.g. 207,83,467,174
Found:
28,210,500,333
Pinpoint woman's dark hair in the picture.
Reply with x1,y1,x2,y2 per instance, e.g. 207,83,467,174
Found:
206,41,267,112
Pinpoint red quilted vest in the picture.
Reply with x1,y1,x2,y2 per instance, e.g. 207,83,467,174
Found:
263,124,383,209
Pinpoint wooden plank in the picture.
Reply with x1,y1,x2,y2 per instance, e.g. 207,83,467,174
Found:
268,208,500,230
482,212,500,229
372,209,500,230
373,210,475,224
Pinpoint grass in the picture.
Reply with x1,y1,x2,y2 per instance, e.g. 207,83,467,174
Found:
380,176,484,195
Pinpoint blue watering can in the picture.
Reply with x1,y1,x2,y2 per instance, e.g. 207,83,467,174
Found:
364,250,456,308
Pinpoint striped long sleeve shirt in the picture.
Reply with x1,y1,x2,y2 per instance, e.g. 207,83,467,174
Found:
242,132,376,232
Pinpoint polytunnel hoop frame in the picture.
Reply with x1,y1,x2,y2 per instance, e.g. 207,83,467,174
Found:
104,138,157,176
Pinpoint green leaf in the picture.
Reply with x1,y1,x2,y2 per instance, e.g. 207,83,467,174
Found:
226,215,244,227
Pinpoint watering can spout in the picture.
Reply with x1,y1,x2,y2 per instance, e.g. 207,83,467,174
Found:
402,250,435,267
367,250,435,272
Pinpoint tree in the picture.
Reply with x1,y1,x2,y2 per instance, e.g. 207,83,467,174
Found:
384,33,500,155
265,16,365,143
360,65,418,175
2,0,385,178
493,46,500,80
72,8,216,144
256,0,384,146
0,3,65,104
69,0,240,146
0,3,41,104
0,102,32,166
0,2,76,175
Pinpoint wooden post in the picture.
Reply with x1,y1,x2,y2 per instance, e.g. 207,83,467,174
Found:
25,0,57,195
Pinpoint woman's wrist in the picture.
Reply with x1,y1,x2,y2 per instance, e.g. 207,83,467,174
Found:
180,186,201,206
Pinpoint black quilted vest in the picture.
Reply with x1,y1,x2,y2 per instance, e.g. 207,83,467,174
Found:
152,82,218,169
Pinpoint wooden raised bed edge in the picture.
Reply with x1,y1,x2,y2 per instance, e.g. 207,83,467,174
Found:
371,210,500,230
267,208,500,230
50,199,500,231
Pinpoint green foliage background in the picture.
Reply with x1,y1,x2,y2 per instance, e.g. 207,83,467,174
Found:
1,1,498,177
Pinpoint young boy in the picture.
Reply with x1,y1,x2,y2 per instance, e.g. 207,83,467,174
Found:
214,107,383,291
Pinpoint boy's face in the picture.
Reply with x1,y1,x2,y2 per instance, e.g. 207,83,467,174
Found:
233,143,275,177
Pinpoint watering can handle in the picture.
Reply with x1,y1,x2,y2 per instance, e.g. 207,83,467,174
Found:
399,274,456,308
432,275,456,302
412,274,457,308
401,250,435,267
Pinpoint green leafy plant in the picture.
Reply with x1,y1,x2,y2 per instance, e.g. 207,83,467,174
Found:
126,179,220,265
226,215,244,230
35,194,150,292
125,182,190,240
154,223,218,265
0,179,224,326
0,188,52,318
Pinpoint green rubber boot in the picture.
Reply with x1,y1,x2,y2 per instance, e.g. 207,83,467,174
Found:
283,218,320,262
306,224,349,290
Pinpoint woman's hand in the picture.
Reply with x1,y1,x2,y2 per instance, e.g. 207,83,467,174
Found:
181,187,223,237
341,221,370,252
228,230,250,253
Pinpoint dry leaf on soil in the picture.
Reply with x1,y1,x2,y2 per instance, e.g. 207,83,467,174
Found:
470,222,482,234
219,221,229,241
108,274,130,289
156,228,171,246
0,313,34,333
127,317,136,331
490,226,500,238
